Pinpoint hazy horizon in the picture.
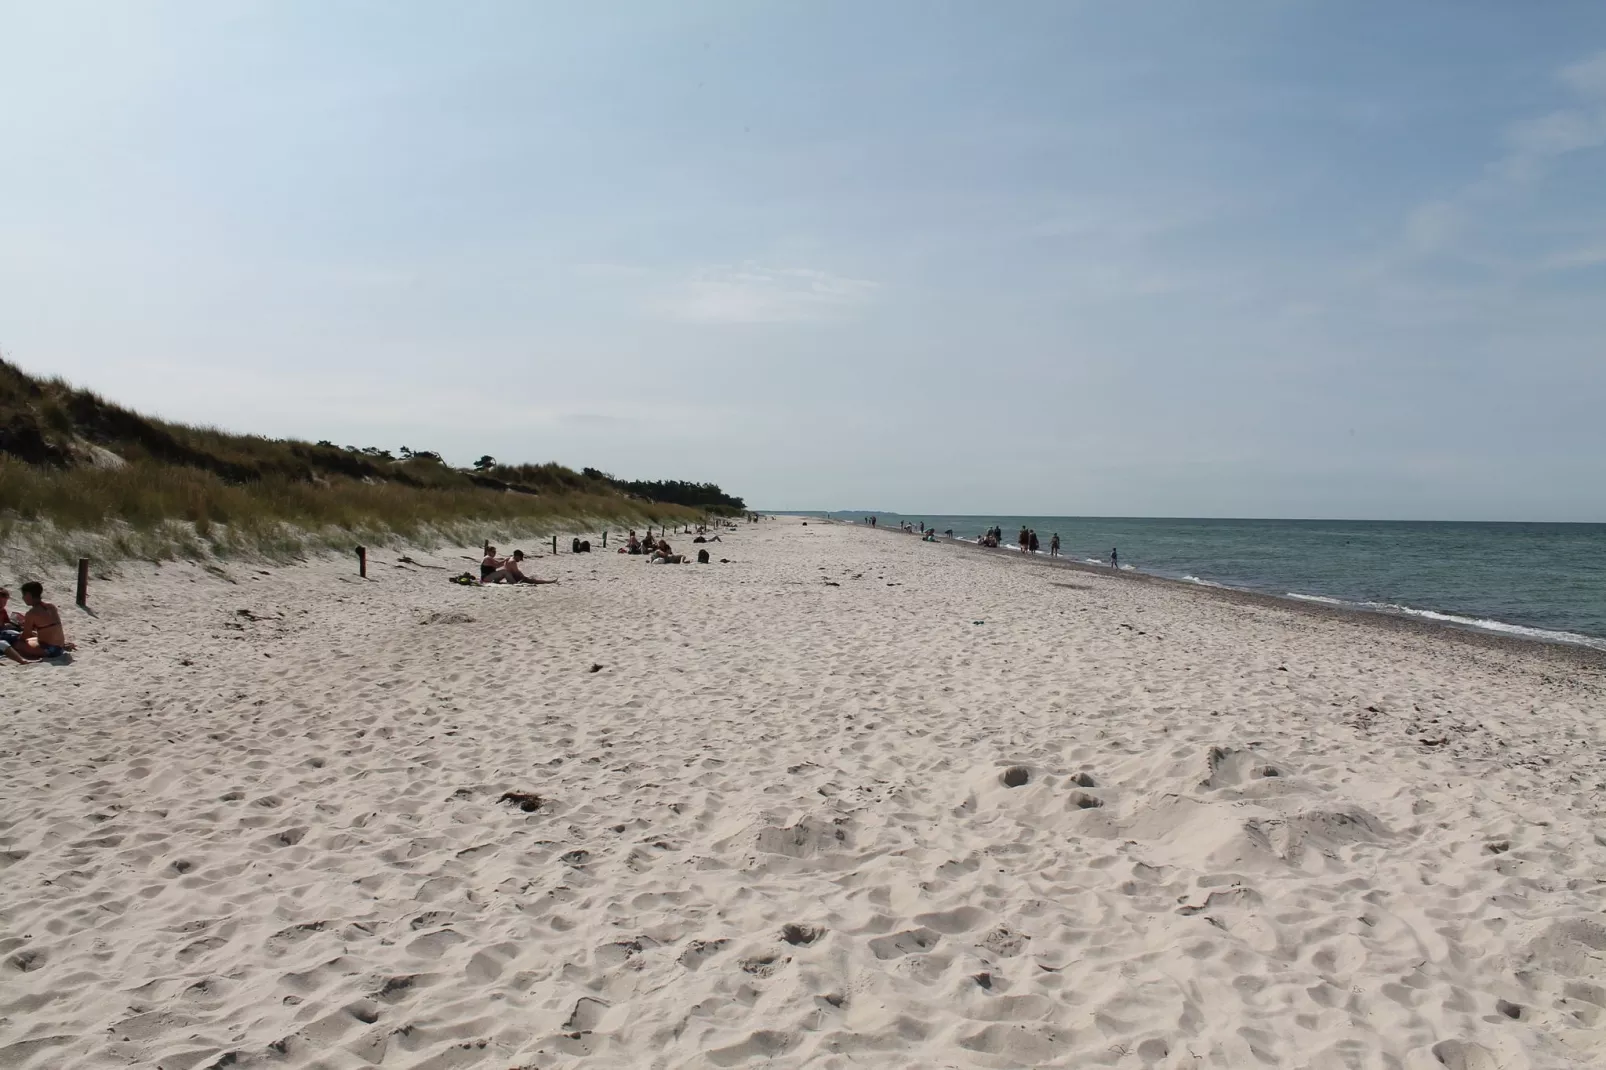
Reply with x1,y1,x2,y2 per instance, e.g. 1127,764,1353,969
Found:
3,3,1605,522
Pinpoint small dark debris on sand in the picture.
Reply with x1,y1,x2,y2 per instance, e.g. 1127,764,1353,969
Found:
499,791,544,813
589,663,604,673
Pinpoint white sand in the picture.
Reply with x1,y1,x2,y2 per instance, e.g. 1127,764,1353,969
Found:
3,518,1605,1070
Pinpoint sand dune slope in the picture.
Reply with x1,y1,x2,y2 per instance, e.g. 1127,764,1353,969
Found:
3,519,1604,1068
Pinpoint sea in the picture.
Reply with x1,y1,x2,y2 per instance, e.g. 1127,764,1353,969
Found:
802,513,1606,652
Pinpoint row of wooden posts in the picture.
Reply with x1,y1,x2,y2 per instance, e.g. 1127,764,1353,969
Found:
353,524,704,577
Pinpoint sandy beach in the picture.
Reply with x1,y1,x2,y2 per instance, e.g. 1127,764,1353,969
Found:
4,517,1604,1070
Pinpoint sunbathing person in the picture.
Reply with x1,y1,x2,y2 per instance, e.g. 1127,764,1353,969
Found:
1,582,75,663
626,531,642,554
502,550,557,585
480,546,507,582
649,539,684,564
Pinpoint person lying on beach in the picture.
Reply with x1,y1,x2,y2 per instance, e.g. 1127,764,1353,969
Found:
1,582,76,663
502,550,557,585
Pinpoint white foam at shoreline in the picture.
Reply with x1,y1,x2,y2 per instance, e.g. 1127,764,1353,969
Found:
1287,592,1606,651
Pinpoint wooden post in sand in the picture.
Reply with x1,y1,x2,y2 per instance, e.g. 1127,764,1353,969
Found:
601,530,607,548
76,558,89,607
551,535,558,555
356,545,367,578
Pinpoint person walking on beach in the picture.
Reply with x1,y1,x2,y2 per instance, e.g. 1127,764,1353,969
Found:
1050,533,1060,557
1018,526,1029,554
1029,530,1040,554
1110,547,1119,569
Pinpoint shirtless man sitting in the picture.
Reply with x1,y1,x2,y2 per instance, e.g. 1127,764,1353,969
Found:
1,582,76,663
502,550,557,585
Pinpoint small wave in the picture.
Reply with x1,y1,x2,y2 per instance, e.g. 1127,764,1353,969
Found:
1282,592,1606,651
1375,604,1606,651
1182,574,1226,588
1286,592,1347,606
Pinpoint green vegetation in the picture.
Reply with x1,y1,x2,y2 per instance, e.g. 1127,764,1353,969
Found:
0,358,733,564
581,469,747,512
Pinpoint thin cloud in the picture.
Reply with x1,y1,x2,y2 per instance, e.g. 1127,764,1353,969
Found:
1404,49,1606,255
654,263,877,324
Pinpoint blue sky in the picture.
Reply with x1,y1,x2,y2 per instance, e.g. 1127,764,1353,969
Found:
2,2,1604,520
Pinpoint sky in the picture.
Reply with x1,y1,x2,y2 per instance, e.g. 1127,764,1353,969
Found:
2,2,1605,521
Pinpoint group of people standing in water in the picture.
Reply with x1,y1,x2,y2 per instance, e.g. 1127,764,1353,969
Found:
865,516,1121,570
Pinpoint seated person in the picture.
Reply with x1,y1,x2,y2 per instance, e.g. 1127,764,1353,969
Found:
1,581,75,663
626,531,642,554
0,588,21,642
502,550,557,585
480,546,506,582
649,539,683,564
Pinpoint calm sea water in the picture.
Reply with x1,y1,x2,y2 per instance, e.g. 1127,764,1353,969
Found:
806,513,1606,651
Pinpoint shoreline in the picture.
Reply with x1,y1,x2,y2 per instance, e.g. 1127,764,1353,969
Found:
847,522,1606,671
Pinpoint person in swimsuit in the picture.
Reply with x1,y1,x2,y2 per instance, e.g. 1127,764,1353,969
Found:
502,550,557,585
1,582,75,662
480,546,507,582
1049,533,1060,557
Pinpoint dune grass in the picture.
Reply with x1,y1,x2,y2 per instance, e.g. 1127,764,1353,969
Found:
0,357,713,568
0,456,696,568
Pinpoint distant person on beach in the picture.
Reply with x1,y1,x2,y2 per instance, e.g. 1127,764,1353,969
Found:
626,531,642,554
1,582,75,662
1111,548,1119,569
1018,527,1029,554
1050,533,1060,557
1029,530,1040,554
502,550,557,585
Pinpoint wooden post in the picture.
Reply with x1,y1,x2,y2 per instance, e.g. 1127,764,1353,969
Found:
601,530,607,548
551,535,558,555
76,557,89,607
356,545,367,577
